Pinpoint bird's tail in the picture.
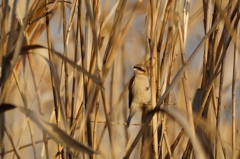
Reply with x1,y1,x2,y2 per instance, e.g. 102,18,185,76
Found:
127,103,139,127
126,116,132,127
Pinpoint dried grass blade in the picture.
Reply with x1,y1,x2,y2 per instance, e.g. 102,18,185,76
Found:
0,103,99,155
102,0,127,64
5,44,102,84
52,49,102,84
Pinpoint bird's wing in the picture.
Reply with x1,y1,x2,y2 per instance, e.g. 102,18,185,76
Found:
128,76,135,108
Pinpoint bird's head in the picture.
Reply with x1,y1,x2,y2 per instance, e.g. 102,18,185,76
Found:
133,64,148,76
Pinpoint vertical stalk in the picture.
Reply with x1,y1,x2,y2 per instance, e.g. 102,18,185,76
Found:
216,1,232,158
45,0,61,158
100,87,117,159
201,0,211,100
92,96,100,159
60,0,68,124
69,1,80,158
0,0,9,157
232,1,239,157
70,1,80,132
182,0,195,137
216,38,225,159
149,0,158,158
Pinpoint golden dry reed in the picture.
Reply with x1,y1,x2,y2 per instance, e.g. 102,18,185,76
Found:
0,0,240,159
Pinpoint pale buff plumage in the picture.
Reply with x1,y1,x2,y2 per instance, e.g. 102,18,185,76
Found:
127,64,151,127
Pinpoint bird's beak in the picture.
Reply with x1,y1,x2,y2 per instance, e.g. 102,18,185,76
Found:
133,66,138,71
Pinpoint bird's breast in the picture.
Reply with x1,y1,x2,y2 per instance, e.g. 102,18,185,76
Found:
131,76,151,104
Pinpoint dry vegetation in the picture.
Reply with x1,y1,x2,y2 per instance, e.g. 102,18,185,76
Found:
0,0,240,158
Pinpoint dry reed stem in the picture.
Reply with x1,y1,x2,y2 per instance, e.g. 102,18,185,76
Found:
181,0,195,140
215,1,234,158
45,1,61,158
92,100,100,159
232,1,239,157
100,86,117,159
149,0,158,158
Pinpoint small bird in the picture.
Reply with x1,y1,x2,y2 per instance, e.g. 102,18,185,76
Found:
127,64,151,127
